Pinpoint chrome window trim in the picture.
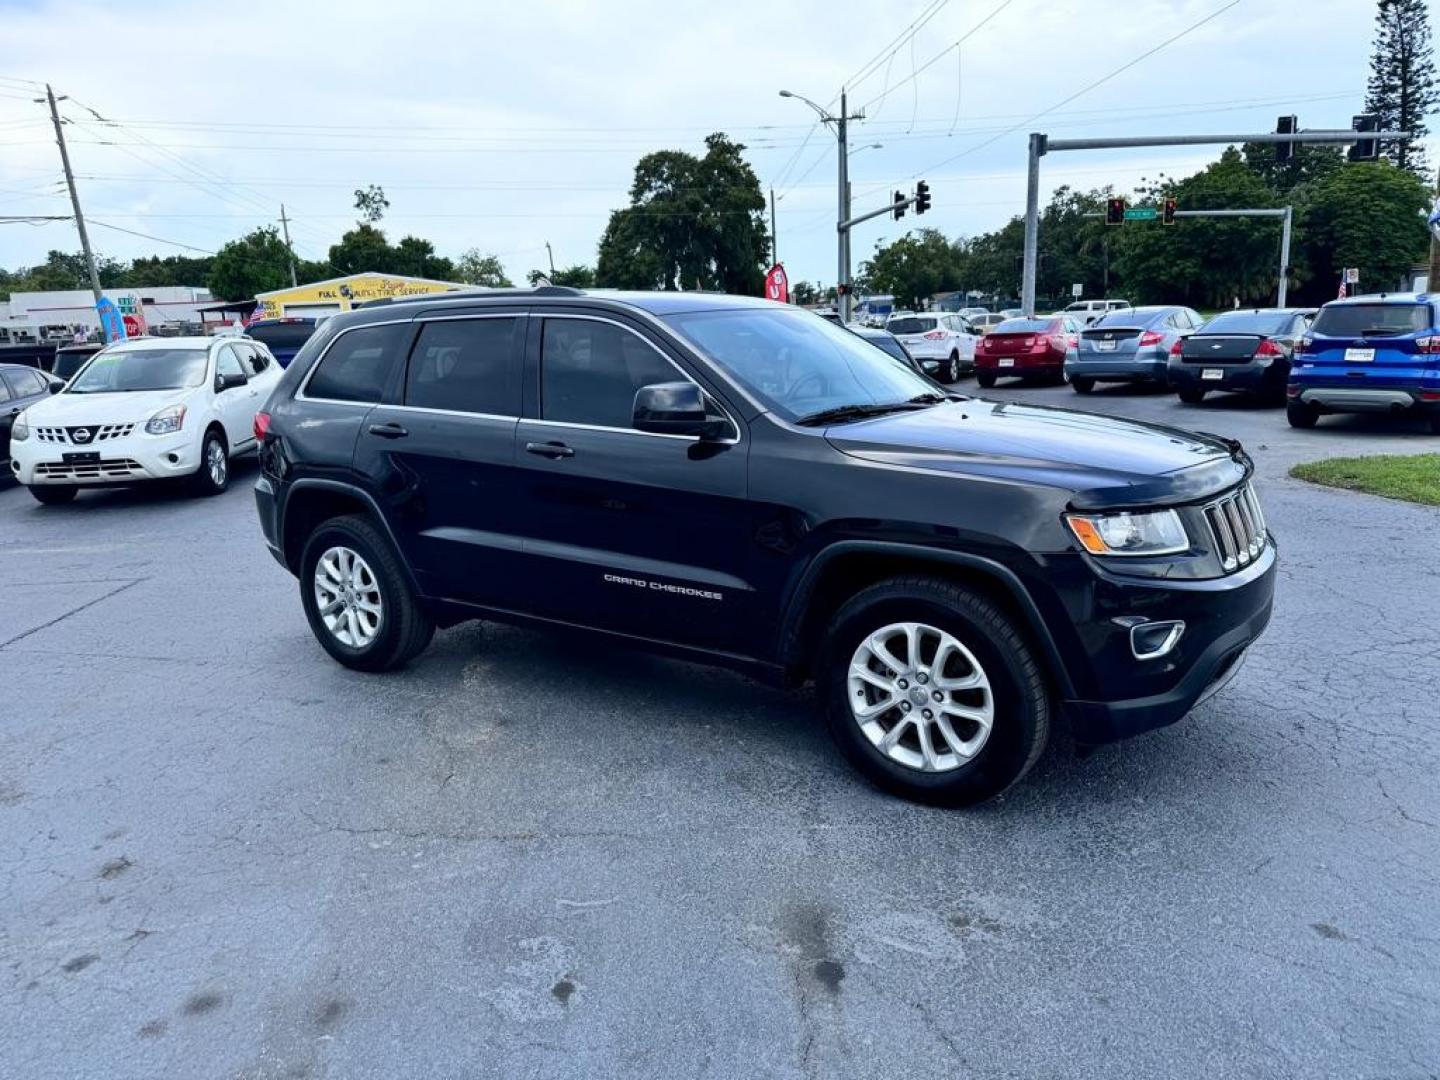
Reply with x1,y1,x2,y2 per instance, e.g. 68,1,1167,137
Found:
532,312,742,444
295,317,415,406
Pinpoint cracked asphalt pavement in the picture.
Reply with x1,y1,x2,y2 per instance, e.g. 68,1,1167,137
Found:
2,382,1438,1078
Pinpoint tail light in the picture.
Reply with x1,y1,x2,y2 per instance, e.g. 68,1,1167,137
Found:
923,330,946,340
253,411,271,443
1169,339,1184,357
1139,330,1165,347
1296,337,1312,355
1049,335,1067,352
1419,390,1440,401
1415,335,1440,354
1286,383,1302,398
1254,338,1285,358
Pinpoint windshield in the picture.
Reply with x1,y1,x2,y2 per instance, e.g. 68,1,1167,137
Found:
665,307,939,422
1200,312,1294,335
887,317,937,334
1064,302,1090,312
68,347,209,393
1311,302,1431,337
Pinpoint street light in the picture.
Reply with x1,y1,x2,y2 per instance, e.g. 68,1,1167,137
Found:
849,142,883,157
778,88,864,320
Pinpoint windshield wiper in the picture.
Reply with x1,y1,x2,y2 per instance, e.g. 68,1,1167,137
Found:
795,399,934,427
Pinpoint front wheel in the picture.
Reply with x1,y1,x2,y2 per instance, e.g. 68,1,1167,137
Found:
1286,401,1319,429
190,429,229,496
820,576,1050,806
30,484,77,505
1071,376,1095,394
300,514,435,672
975,370,996,389
1177,386,1206,404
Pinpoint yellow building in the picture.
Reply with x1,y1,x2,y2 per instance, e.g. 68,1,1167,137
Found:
254,272,464,320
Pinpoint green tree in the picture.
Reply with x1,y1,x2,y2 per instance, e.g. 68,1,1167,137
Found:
124,254,214,288
527,264,595,288
392,236,455,280
1293,161,1429,302
791,280,823,306
595,133,768,293
328,224,395,275
1364,0,1438,173
858,229,960,309
207,228,295,301
354,184,390,224
1241,142,1344,194
456,250,513,287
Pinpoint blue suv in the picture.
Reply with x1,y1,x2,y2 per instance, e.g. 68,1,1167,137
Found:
1288,294,1440,432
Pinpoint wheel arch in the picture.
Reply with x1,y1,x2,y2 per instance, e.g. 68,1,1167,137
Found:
776,541,1077,698
279,479,420,593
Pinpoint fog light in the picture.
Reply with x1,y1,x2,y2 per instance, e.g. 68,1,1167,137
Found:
1130,620,1185,661
167,452,180,464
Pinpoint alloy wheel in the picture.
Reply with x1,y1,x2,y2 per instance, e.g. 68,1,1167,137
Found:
313,546,384,648
206,438,227,487
846,621,994,773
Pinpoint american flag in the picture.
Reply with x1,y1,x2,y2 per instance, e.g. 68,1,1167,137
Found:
1338,280,1347,300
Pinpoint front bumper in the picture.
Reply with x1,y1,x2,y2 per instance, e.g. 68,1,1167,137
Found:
1060,543,1277,744
9,430,202,486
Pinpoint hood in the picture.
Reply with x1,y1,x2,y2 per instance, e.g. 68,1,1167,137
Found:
825,399,1248,509
22,387,197,426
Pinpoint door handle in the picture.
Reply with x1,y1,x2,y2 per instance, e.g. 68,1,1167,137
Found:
525,440,575,459
368,422,409,439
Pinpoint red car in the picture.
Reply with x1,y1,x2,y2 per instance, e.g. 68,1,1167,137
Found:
975,316,1078,387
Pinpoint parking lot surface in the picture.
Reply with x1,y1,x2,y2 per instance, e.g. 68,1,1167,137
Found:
3,383,1438,1078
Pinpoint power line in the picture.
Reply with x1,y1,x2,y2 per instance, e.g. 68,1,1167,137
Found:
89,219,216,253
857,0,1015,114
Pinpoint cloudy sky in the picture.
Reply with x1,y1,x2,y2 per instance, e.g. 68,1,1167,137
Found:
0,0,1426,290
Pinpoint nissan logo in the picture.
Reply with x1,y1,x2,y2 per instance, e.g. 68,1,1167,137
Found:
71,428,92,443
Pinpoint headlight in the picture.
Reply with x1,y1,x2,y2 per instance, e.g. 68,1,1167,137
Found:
1066,508,1189,557
145,404,186,435
11,414,29,441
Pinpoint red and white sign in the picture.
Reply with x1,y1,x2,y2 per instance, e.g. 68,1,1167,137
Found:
764,263,789,304
122,310,148,338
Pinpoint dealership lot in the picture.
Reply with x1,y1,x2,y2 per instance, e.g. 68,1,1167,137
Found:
2,387,1438,1078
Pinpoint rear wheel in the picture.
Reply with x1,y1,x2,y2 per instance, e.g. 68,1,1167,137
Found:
820,576,1050,806
300,514,434,672
941,352,961,384
975,370,996,389
30,485,77,505
1071,376,1095,394
1428,411,1440,435
1177,386,1206,404
1286,401,1319,429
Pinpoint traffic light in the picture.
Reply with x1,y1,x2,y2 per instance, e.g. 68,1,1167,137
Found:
892,190,907,221
1162,197,1177,226
1275,115,1298,164
1106,197,1126,225
914,180,931,215
1349,114,1379,161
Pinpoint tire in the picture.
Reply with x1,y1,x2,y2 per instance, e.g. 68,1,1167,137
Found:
819,576,1050,806
941,352,961,384
1071,376,1095,394
1286,401,1319,429
1428,411,1440,435
300,514,434,672
30,484,77,505
190,427,230,496
975,370,996,389
1177,386,1206,405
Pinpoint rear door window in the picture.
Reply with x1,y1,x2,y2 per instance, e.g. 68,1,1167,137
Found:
305,323,409,403
405,317,522,416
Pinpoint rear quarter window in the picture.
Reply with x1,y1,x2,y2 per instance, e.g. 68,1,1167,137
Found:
304,323,409,403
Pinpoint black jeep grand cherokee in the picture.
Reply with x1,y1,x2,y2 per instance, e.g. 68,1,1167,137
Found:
253,287,1275,805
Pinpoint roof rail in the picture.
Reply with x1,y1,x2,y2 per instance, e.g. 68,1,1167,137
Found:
357,285,586,309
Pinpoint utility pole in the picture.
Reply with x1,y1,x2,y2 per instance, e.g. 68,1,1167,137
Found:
42,83,102,304
769,188,778,265
545,241,556,278
279,203,298,288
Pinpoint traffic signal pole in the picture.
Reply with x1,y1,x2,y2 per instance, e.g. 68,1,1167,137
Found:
1021,126,1411,315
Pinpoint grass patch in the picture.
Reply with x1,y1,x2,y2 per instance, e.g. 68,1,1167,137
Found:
1290,453,1440,507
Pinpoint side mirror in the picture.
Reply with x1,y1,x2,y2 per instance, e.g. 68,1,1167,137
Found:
633,382,728,440
47,379,63,394
216,372,247,393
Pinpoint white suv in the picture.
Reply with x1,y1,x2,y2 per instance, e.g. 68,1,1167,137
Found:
9,335,280,504
1063,299,1132,326
884,313,979,383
